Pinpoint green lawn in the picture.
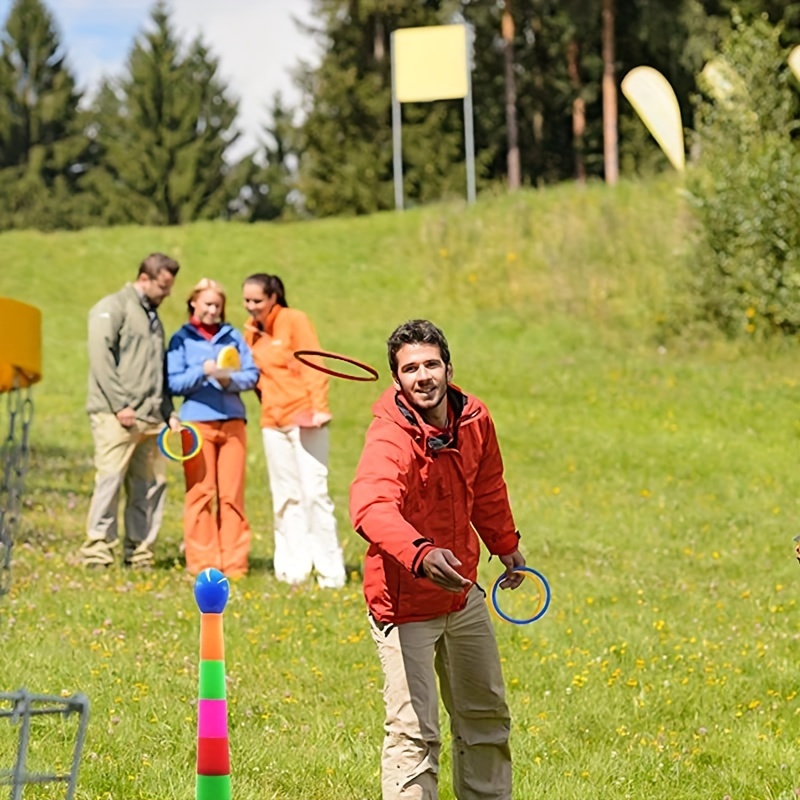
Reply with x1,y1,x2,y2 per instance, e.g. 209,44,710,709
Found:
0,178,798,799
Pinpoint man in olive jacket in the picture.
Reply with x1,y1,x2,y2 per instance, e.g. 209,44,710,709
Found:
79,253,181,568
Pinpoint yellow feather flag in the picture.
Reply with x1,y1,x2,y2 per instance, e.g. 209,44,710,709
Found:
789,46,800,82
699,57,748,106
621,66,685,172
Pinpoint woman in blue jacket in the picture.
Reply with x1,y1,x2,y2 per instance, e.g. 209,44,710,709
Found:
167,278,259,576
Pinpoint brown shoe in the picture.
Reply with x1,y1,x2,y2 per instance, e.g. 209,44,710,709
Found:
124,543,155,570
79,539,116,567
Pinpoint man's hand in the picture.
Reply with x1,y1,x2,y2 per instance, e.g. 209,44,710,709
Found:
116,407,136,428
421,548,472,593
497,549,526,590
168,414,182,433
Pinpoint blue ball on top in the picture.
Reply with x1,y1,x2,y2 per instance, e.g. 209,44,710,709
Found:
193,568,230,614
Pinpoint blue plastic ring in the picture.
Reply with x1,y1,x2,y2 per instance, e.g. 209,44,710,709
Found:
491,566,551,625
157,422,202,462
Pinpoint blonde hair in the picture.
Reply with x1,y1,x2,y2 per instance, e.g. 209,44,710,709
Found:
187,278,226,322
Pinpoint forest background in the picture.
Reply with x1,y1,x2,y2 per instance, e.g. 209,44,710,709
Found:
0,0,796,228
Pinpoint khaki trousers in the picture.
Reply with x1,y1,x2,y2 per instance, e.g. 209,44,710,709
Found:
85,413,166,560
369,585,512,800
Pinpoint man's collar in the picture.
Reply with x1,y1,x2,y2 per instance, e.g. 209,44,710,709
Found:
394,386,466,451
131,282,155,312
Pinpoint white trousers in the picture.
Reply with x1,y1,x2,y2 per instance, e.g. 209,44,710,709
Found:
261,425,346,588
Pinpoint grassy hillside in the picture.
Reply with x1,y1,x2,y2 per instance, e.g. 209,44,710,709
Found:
1,178,799,799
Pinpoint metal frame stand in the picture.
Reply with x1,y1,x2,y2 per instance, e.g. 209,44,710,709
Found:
0,375,34,598
0,689,89,800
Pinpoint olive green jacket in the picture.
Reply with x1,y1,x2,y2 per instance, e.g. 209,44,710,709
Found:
86,284,174,423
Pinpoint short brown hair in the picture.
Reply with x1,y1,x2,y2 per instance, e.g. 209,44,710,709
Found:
138,253,180,280
387,320,451,374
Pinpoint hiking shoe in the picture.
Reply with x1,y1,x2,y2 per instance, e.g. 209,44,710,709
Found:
317,575,346,590
79,539,116,567
124,543,155,570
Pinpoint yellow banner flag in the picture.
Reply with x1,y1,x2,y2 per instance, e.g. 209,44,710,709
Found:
789,46,800,82
621,66,685,172
699,57,748,107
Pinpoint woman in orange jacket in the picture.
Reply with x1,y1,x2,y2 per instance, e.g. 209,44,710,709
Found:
242,273,346,589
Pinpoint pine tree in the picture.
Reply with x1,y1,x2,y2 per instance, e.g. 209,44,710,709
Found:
295,0,466,216
87,2,241,225
488,0,591,184
242,92,298,221
0,0,90,230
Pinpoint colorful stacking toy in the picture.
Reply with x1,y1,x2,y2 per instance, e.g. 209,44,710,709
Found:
193,568,231,800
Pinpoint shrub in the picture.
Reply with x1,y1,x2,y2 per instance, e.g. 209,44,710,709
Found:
687,15,800,337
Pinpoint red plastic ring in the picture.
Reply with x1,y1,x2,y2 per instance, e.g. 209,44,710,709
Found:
293,350,379,382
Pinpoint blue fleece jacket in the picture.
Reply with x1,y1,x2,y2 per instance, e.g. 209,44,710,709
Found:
166,323,259,422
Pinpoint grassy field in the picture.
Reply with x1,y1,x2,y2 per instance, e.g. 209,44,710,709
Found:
0,177,799,799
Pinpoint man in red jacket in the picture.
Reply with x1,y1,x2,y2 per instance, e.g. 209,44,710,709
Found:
350,319,525,800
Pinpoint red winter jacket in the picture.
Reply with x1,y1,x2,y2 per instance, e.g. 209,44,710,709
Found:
349,384,520,624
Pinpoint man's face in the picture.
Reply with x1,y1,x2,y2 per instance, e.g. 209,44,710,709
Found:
139,270,175,307
392,343,453,418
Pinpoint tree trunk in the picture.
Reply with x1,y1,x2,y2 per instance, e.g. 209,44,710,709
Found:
373,15,385,63
601,0,618,185
566,38,586,184
531,10,544,186
502,3,520,191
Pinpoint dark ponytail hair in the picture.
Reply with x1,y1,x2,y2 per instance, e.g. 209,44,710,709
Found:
243,273,288,307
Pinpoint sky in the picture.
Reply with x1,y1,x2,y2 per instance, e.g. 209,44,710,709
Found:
1,0,320,159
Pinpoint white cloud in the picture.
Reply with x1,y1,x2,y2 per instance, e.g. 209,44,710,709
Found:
169,0,317,157
3,0,321,160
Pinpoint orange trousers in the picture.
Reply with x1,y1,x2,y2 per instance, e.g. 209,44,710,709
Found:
182,419,251,577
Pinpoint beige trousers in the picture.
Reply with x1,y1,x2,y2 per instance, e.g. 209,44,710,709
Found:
369,585,512,800
85,413,166,560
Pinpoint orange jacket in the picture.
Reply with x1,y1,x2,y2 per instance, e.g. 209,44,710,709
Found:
349,384,520,624
243,305,330,429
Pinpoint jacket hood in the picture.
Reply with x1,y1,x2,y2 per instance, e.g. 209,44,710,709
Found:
179,320,234,341
371,383,484,450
